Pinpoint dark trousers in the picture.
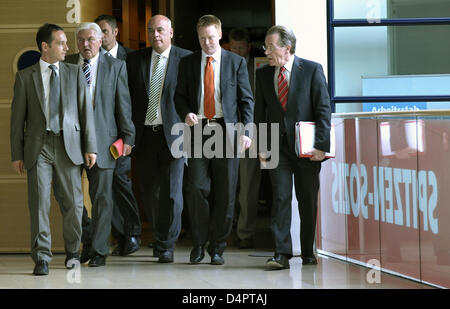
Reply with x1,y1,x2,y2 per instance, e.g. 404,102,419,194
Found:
136,126,184,251
269,136,321,258
186,120,240,255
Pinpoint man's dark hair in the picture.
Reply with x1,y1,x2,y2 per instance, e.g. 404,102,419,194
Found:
95,14,118,30
36,23,64,52
229,28,251,43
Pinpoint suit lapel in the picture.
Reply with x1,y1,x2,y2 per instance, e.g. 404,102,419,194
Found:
193,51,202,111
162,47,177,103
59,62,68,116
94,54,106,109
287,56,304,112
219,48,228,98
31,63,46,115
141,48,151,96
265,65,284,113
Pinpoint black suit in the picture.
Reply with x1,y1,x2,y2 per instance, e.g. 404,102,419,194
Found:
255,56,331,258
175,48,254,256
126,45,191,252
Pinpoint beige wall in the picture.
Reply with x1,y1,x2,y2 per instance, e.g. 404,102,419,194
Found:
0,0,111,253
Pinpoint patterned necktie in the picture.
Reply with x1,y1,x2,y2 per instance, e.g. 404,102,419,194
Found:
204,56,215,120
146,54,164,124
82,58,91,86
48,64,61,133
278,66,288,112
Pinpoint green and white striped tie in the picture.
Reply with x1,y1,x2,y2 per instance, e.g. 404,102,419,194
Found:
146,54,164,124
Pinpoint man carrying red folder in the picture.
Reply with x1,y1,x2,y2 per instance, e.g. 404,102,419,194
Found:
254,25,331,270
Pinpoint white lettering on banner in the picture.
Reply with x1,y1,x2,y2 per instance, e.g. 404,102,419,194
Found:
330,162,439,234
66,0,80,24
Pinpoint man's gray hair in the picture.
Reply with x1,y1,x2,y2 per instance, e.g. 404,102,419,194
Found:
267,25,296,55
76,22,103,40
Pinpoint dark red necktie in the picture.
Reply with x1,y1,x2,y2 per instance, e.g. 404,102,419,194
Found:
204,56,215,120
278,66,288,112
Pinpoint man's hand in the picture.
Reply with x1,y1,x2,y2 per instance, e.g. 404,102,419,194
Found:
239,135,252,153
12,160,24,176
258,152,269,169
310,148,326,161
84,153,97,169
123,144,132,156
185,113,198,127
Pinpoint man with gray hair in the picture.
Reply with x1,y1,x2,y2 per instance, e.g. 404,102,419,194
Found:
65,22,135,267
255,25,331,269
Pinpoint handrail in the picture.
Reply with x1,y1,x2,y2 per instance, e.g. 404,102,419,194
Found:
332,109,450,118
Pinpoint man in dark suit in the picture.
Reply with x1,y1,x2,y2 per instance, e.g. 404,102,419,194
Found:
65,22,135,267
255,25,331,269
126,15,191,263
175,15,254,265
93,14,142,257
10,23,97,275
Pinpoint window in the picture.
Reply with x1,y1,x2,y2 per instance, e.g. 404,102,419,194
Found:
328,0,450,113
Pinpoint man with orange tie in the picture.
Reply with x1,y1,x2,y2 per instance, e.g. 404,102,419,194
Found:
175,15,254,265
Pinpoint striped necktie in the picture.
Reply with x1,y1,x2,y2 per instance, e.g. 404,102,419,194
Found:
278,66,288,112
82,58,91,86
146,54,164,124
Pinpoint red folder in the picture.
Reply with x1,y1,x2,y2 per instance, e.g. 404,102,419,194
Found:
110,138,124,159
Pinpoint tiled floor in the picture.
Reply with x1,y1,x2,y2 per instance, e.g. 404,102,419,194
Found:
0,243,433,289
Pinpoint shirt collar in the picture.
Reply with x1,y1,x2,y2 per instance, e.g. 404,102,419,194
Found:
152,45,171,59
101,42,119,58
79,52,100,66
40,59,59,72
282,54,295,73
202,48,221,63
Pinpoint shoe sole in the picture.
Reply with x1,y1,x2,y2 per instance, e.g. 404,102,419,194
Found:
210,260,224,265
266,261,289,270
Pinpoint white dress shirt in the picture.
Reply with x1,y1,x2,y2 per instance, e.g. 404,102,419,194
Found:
274,54,295,94
198,49,224,119
144,46,171,126
101,42,119,58
78,53,99,106
39,59,60,131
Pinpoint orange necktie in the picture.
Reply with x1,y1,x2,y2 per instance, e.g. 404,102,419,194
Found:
204,56,215,120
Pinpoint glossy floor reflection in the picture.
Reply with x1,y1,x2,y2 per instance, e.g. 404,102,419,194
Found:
0,245,433,289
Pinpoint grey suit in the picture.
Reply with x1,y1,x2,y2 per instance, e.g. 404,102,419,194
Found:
65,53,135,257
10,61,97,263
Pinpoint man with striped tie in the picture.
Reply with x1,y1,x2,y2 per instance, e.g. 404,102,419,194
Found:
254,25,331,270
65,22,135,267
126,15,191,263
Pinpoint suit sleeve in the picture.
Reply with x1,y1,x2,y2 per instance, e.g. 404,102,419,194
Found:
174,57,192,122
77,65,97,154
311,63,331,153
10,72,26,162
236,57,255,130
115,61,135,146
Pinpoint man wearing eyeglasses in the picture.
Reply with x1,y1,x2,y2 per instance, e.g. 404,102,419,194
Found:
255,25,331,270
65,22,135,267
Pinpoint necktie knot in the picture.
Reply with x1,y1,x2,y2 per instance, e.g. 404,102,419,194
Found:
48,64,57,73
207,56,213,64
280,66,286,73
83,58,90,64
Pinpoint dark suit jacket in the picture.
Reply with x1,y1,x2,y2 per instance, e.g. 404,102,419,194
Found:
65,53,135,168
175,48,254,132
126,45,192,153
10,61,97,169
255,56,331,161
117,44,133,61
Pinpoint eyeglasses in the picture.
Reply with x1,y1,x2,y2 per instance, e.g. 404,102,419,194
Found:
262,44,280,53
77,37,98,44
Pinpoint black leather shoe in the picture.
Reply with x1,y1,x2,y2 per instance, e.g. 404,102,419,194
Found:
266,253,290,270
121,236,141,256
111,240,124,256
80,244,91,264
88,255,106,267
301,255,318,265
158,250,174,263
210,253,225,265
190,246,205,264
65,253,80,269
33,260,49,276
